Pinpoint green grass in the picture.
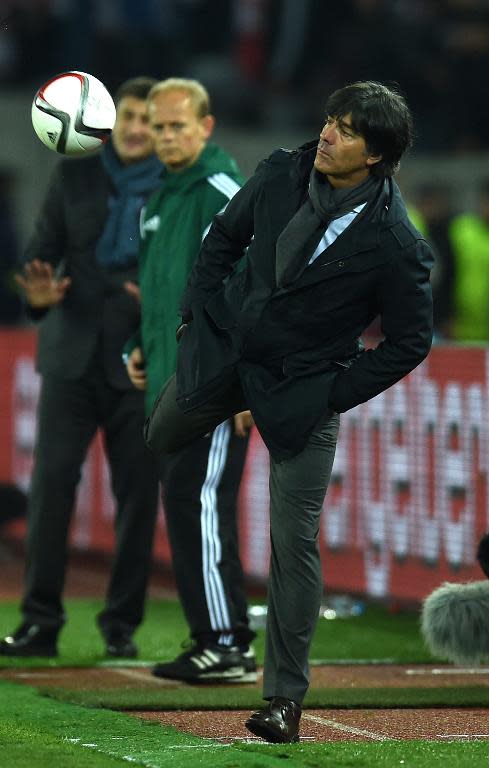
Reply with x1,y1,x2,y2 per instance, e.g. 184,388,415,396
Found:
0,597,434,667
0,599,191,667
1,680,489,768
43,684,489,711
2,597,488,766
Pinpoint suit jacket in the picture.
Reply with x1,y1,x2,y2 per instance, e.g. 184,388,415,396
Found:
24,154,142,389
176,141,434,460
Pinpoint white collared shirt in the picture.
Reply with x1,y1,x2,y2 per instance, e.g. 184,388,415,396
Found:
308,202,367,265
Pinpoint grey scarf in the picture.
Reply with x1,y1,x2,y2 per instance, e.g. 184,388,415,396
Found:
276,169,381,286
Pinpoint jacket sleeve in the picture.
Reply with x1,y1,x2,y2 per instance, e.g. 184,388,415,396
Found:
180,165,265,317
23,162,67,268
328,238,434,413
20,162,67,321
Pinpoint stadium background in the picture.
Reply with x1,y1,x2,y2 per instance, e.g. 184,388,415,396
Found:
1,0,489,605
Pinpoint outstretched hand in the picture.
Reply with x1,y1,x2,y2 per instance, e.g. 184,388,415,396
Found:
15,259,71,308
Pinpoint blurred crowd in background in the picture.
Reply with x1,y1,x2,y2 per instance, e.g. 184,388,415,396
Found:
2,0,489,342
2,0,489,149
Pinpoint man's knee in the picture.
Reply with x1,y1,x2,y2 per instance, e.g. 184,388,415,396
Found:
144,412,178,455
143,375,181,455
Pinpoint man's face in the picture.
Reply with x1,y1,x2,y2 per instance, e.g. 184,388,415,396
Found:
314,113,381,188
148,90,214,172
111,95,154,165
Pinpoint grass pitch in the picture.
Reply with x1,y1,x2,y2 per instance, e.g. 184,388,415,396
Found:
0,597,431,667
2,680,489,768
1,597,489,766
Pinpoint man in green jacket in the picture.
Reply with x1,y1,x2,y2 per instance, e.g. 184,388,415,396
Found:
125,78,256,682
448,181,489,341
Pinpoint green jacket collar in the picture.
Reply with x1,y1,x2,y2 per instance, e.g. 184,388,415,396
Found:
161,143,240,191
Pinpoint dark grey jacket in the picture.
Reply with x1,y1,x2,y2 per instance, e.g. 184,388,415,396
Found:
177,141,434,459
24,155,141,389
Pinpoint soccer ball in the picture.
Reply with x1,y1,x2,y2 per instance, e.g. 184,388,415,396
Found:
31,71,116,155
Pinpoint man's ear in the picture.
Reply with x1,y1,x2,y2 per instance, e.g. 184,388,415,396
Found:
201,114,215,139
366,153,382,168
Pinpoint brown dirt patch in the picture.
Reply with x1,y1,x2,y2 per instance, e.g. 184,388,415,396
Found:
131,707,489,742
2,663,489,691
2,664,489,743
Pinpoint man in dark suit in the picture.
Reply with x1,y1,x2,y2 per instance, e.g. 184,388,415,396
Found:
145,81,434,741
0,77,161,659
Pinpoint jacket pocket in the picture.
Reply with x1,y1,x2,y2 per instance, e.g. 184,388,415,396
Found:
329,250,390,274
282,348,361,377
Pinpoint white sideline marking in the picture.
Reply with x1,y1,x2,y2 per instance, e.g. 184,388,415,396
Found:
112,668,181,686
66,739,183,765
406,668,489,676
303,713,388,741
70,737,311,754
167,744,229,749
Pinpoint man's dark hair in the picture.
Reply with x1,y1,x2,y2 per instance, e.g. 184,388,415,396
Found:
113,76,158,106
325,81,414,178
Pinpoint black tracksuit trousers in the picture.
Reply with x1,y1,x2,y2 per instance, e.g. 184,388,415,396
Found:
159,419,255,647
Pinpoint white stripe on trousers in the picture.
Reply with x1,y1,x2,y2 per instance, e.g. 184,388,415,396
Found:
200,420,232,635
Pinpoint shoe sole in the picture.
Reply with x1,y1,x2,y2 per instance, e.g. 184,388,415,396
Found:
153,664,246,683
245,718,300,743
226,671,258,683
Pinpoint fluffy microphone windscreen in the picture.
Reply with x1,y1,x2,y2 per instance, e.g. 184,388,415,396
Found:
421,580,489,664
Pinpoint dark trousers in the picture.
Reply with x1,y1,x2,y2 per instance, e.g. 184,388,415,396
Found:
146,374,340,702
159,420,254,647
22,366,159,635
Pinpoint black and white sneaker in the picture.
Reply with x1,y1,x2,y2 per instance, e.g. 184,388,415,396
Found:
238,645,258,683
152,642,247,683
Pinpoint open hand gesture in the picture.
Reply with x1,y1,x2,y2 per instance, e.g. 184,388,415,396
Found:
15,259,71,308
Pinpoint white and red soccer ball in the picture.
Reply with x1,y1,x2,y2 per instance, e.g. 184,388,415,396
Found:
31,71,116,155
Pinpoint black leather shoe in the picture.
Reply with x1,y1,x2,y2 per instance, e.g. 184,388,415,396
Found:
104,629,137,658
245,697,301,743
0,623,58,657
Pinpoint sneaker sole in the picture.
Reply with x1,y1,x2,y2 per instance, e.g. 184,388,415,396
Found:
152,664,247,683
226,670,258,683
189,665,247,683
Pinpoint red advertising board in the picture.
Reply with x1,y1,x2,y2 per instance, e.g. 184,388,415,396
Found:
1,328,487,602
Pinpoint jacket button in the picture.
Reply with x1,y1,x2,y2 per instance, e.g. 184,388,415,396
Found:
338,261,344,268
